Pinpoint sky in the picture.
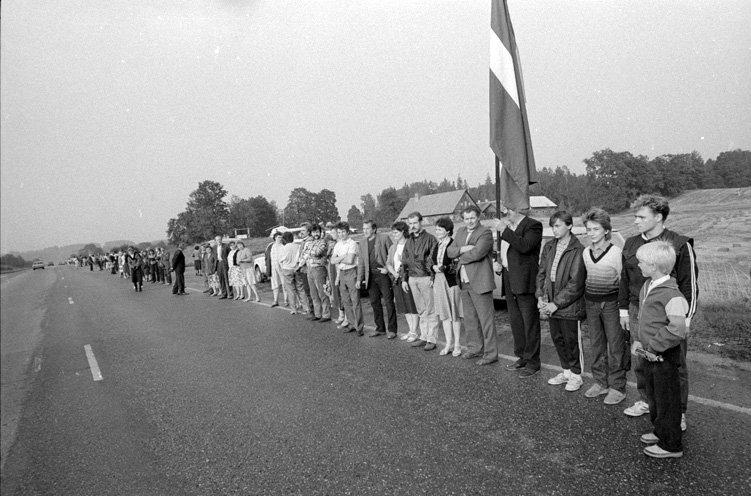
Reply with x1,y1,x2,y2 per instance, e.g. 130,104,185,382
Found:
1,0,749,253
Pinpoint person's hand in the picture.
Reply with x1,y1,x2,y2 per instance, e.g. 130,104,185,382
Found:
428,279,434,288
460,245,474,254
432,264,441,272
620,315,630,331
493,261,503,274
537,297,546,309
378,267,388,274
401,281,409,292
631,340,643,356
542,303,558,315
355,281,361,289
334,278,339,287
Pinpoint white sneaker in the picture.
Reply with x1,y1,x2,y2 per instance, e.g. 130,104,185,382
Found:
624,400,650,417
547,371,569,385
681,413,687,432
406,335,417,342
565,374,584,392
584,384,609,398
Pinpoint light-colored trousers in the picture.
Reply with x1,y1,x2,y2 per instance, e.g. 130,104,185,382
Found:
408,276,440,344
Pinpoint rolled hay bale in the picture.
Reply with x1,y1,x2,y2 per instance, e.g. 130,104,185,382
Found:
732,243,741,247
718,247,730,252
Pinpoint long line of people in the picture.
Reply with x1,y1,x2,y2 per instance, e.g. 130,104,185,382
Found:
85,194,697,459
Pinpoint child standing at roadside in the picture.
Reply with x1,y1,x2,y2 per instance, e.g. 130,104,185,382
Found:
632,241,688,458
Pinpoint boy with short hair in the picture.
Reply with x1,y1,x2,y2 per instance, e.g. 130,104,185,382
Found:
631,241,688,458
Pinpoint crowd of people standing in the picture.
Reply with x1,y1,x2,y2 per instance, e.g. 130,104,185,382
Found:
84,194,698,459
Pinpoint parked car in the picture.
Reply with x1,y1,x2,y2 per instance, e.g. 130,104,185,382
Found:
32,260,45,270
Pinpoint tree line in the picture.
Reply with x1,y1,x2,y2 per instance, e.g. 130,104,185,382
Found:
164,148,748,243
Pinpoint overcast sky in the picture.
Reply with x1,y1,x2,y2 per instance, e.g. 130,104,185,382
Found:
2,0,749,253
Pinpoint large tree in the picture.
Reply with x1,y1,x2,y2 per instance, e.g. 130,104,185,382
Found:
228,195,278,237
283,188,339,225
167,180,229,243
347,205,363,230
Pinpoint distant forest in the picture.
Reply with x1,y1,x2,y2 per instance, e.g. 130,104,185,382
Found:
347,148,750,228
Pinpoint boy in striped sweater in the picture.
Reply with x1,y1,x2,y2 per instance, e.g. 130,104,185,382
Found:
631,241,688,458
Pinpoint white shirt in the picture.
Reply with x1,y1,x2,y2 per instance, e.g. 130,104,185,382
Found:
500,218,522,270
216,243,223,261
393,242,405,274
332,238,359,270
646,275,670,297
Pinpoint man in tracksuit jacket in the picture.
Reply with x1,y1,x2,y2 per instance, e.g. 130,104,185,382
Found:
618,195,698,428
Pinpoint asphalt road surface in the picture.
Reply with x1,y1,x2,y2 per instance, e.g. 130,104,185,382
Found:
1,267,750,495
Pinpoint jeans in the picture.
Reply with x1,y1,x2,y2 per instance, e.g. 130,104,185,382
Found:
339,268,363,332
368,271,397,334
307,266,331,319
586,299,626,391
282,269,308,312
408,276,440,344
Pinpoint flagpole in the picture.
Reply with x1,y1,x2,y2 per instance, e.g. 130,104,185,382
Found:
495,155,502,254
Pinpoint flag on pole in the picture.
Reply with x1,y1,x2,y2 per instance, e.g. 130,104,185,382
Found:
490,0,537,211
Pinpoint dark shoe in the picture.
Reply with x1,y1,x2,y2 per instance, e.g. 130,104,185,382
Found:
319,318,331,323
410,339,427,348
423,342,436,351
219,296,228,299
477,358,499,366
357,330,364,337
202,290,210,294
518,367,540,378
462,352,482,360
344,327,356,333
309,316,321,321
505,359,526,371
172,292,179,295
179,292,188,295
270,303,279,308
368,331,385,338
386,332,397,339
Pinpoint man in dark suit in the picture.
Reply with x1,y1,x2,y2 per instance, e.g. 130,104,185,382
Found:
359,220,397,338
171,243,187,295
447,205,498,365
213,234,232,299
492,207,543,377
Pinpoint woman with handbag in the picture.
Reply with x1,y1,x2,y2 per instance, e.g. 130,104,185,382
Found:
386,221,419,341
431,217,463,356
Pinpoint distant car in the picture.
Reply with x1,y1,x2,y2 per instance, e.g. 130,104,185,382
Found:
47,262,54,266
32,260,45,270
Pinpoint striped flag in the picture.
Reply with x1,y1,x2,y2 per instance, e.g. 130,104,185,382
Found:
490,0,537,211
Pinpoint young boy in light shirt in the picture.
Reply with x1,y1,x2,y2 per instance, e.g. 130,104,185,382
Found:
631,241,689,458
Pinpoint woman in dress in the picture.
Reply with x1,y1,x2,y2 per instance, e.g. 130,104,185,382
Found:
386,221,419,340
268,232,289,307
536,211,586,391
431,217,463,356
236,241,261,302
227,242,245,300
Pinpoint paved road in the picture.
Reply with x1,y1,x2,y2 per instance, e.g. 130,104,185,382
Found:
1,267,750,495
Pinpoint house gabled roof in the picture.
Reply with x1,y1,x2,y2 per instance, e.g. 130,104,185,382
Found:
397,189,477,220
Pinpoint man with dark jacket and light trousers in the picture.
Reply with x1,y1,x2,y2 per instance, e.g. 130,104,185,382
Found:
491,206,543,377
447,205,499,365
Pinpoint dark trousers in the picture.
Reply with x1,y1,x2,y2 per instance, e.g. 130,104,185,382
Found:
630,304,688,412
645,345,683,452
503,270,540,369
549,318,582,375
172,269,185,294
368,271,397,333
156,265,165,283
131,268,143,289
164,266,172,285
217,264,231,297
460,283,498,361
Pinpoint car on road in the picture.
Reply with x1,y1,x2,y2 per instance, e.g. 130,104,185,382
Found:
32,260,45,270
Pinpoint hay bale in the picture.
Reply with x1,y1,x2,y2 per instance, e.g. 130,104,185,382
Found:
718,247,730,252
732,243,742,248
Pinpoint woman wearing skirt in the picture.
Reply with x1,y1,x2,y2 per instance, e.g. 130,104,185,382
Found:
386,221,419,340
227,242,245,300
432,217,463,356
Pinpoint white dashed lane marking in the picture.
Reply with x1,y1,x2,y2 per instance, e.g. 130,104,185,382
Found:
84,345,103,382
